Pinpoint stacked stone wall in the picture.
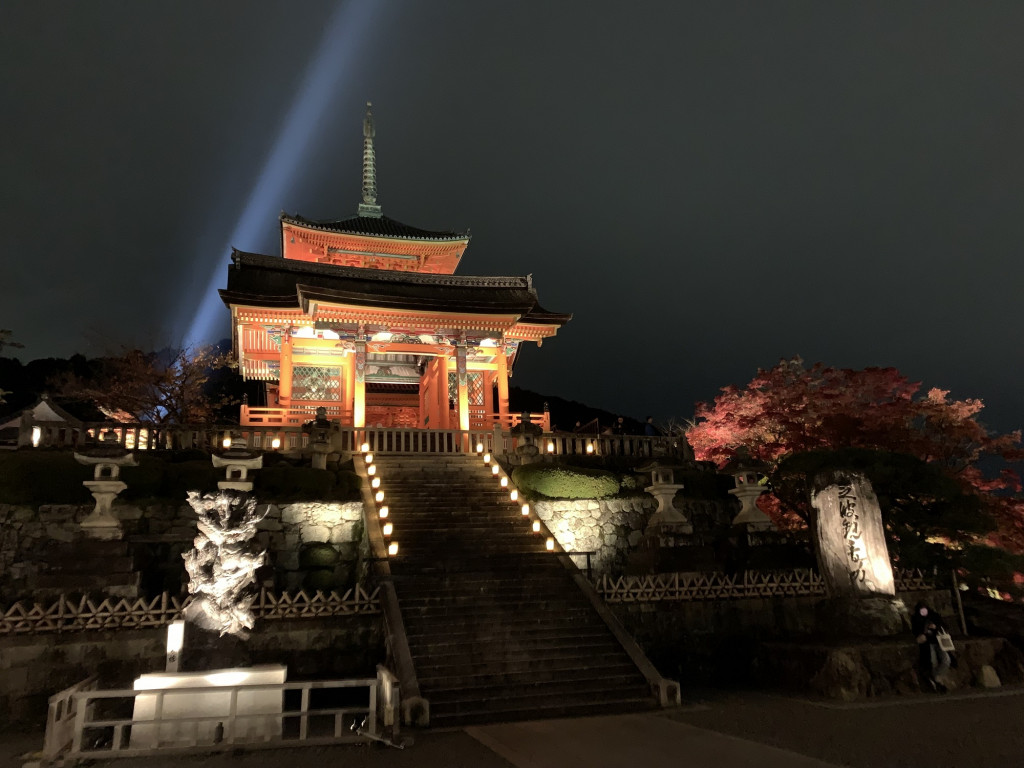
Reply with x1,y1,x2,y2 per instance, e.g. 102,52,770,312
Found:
0,501,367,599
0,615,384,725
533,496,656,574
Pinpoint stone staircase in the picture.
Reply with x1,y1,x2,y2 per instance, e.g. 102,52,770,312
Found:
373,453,661,726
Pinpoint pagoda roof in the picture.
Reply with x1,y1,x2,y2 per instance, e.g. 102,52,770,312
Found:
281,213,469,242
220,250,571,325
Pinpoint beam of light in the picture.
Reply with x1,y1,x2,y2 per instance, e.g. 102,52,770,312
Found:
179,0,383,346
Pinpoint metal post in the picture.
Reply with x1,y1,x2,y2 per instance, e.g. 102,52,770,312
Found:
952,568,968,635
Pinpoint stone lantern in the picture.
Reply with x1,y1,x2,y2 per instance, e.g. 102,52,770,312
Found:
637,460,692,533
510,411,543,462
721,449,774,531
302,406,335,470
211,433,263,492
74,429,138,540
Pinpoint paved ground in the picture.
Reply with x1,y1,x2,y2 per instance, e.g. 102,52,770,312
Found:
4,686,1023,768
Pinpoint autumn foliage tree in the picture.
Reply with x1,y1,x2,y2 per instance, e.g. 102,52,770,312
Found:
687,358,1024,569
56,344,238,424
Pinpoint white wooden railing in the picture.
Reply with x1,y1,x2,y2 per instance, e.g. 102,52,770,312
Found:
595,568,936,603
60,666,399,761
0,587,380,636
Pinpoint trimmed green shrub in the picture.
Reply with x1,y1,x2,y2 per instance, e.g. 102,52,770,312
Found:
512,464,621,500
299,542,340,569
0,451,92,504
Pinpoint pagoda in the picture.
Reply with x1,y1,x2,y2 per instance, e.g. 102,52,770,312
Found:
220,104,570,432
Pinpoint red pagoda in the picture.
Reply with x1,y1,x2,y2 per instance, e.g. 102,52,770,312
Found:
220,104,570,432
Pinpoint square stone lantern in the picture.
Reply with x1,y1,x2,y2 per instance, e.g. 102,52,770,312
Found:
636,460,692,533
74,429,138,540
721,448,774,531
211,433,263,492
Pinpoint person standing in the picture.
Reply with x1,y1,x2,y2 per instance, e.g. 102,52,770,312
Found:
912,601,951,692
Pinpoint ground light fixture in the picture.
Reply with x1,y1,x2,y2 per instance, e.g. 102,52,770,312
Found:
500,477,508,487
492,465,500,476
547,442,555,453
510,490,518,501
388,542,398,556
367,464,376,476
546,537,555,551
222,436,232,449
364,453,373,463
375,491,385,502
378,506,389,518
522,504,530,516
361,442,370,453
271,437,281,450
371,477,381,489
586,443,594,454
476,442,484,453
532,520,541,533
382,522,393,536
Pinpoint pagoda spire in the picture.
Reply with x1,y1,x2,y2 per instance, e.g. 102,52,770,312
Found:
358,102,382,218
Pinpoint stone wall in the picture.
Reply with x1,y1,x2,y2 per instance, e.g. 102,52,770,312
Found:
0,615,384,725
613,588,958,687
0,500,367,599
533,496,656,574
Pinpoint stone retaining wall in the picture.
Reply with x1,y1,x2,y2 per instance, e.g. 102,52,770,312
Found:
0,615,384,725
0,501,367,599
532,496,656,574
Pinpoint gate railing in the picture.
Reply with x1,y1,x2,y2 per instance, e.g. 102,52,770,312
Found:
59,666,399,761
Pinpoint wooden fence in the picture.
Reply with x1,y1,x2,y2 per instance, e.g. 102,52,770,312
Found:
0,586,380,636
595,568,936,603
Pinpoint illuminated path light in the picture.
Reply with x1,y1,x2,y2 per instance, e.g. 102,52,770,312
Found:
180,0,383,346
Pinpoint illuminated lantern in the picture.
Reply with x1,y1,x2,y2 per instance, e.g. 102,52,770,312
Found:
364,453,373,463
500,477,508,487
382,522,393,536
388,542,398,556
371,477,381,489
378,506,389,518
367,464,376,476
546,537,555,551
522,504,530,516
532,520,541,533
270,437,281,450
483,453,491,464
476,443,484,453
375,490,384,502
361,442,370,453
510,490,518,501
492,465,500,476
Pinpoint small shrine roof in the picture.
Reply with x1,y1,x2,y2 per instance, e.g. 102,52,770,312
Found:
281,213,469,242
220,250,571,325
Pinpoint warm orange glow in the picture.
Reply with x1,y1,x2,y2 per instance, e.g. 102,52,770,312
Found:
522,504,530,516
547,442,555,453
371,477,381,489
532,520,541,532
378,506,389,518
476,443,484,453
586,443,594,454
375,490,384,502
500,477,508,487
364,453,374,463
271,437,281,450
382,522,393,536
510,490,518,501
222,436,232,449
483,453,491,463
546,537,555,551
367,464,376,476
388,542,398,556
361,442,370,453
492,465,499,475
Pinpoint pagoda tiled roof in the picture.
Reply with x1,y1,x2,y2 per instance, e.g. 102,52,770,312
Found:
220,250,571,325
281,213,469,241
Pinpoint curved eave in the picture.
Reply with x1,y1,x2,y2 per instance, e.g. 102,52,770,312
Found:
297,284,536,317
281,214,470,243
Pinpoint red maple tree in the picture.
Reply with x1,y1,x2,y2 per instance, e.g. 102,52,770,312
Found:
687,358,1024,552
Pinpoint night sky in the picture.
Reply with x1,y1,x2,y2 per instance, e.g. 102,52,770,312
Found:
2,1,1022,432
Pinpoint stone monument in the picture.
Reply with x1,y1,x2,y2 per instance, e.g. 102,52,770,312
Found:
638,460,692,533
73,429,138,540
810,469,907,635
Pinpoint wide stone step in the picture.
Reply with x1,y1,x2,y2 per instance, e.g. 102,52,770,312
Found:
429,695,655,728
414,650,635,679
402,619,613,642
425,678,653,710
421,670,646,697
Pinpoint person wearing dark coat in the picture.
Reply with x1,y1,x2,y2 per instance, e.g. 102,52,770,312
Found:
912,601,950,692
